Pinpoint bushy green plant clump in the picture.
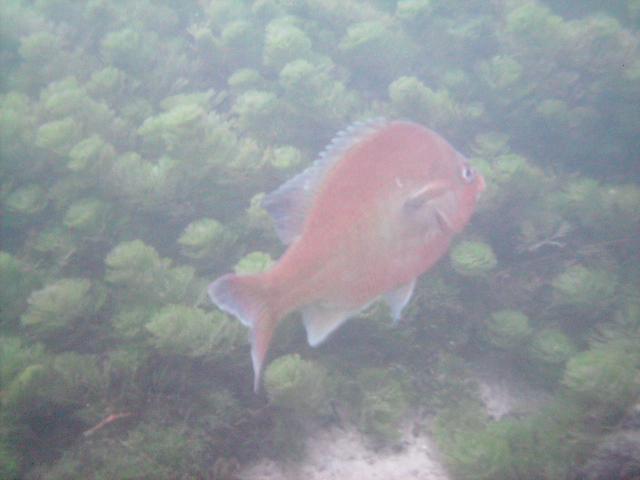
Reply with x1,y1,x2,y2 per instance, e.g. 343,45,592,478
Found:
5,184,48,215
563,346,639,415
0,252,41,324
63,198,109,236
178,218,238,261
484,310,532,350
145,305,244,360
552,264,618,311
389,76,481,129
105,240,196,305
434,396,592,480
354,368,410,444
450,240,497,277
264,354,329,416
234,251,274,275
528,329,577,368
21,278,104,335
39,423,211,480
263,19,314,71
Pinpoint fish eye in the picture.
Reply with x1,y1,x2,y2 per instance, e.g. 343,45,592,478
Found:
460,164,476,184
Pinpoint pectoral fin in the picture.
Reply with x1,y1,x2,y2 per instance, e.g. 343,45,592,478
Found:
383,280,416,324
403,181,451,212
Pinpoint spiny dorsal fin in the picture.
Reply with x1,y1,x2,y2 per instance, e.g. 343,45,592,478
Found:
262,118,388,244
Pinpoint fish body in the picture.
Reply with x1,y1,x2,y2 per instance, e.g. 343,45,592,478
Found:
209,120,484,391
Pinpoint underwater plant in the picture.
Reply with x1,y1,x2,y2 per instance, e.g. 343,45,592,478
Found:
145,305,244,360
233,251,274,275
389,76,466,129
105,240,196,305
563,345,639,414
450,240,497,277
484,309,532,351
355,368,411,444
178,217,238,261
35,117,82,155
263,18,314,71
20,278,104,335
264,354,329,416
63,198,109,236
5,184,48,217
67,134,116,174
528,328,578,368
552,264,618,312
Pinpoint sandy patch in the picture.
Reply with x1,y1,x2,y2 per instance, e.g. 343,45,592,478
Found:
238,420,450,480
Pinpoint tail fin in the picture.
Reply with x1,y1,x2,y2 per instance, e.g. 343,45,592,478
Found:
208,273,276,392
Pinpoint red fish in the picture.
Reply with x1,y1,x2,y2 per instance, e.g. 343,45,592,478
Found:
209,119,485,391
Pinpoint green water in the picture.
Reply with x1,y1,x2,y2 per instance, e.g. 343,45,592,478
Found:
1,1,639,478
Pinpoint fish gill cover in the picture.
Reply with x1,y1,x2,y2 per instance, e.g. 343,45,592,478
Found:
0,1,639,479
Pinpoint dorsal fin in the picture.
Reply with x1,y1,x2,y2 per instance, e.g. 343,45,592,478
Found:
262,118,388,244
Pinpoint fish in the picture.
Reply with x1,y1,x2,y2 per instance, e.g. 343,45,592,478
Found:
208,119,485,391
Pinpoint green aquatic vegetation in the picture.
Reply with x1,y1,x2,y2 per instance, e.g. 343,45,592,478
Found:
2,351,104,419
263,19,313,71
228,68,266,94
145,305,244,359
568,15,635,75
108,153,177,210
5,184,47,215
528,329,578,367
388,76,468,129
0,92,35,159
450,240,497,277
178,218,238,261
395,0,434,24
434,395,594,480
264,354,329,415
471,131,511,159
0,439,19,480
0,252,41,324
86,67,127,100
234,251,275,275
504,2,567,53
67,134,116,173
536,98,570,125
245,192,274,234
100,28,157,74
552,264,618,312
112,306,158,341
21,278,104,335
355,368,410,444
484,310,532,351
279,58,358,124
0,337,45,389
478,55,524,91
232,89,282,140
340,21,415,83
63,198,109,236
105,240,196,305
265,145,304,172
221,20,262,61
563,345,639,414
41,423,210,480
138,103,206,154
35,117,82,155
39,77,113,131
